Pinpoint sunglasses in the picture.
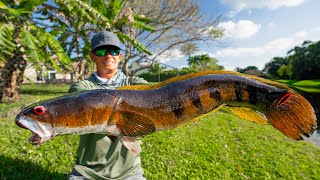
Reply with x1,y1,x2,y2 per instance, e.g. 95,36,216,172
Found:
94,48,120,56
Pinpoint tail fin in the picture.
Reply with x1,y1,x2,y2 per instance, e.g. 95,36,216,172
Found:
266,92,317,140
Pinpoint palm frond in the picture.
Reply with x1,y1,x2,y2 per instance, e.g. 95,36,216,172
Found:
91,0,107,16
20,29,46,70
0,1,8,10
0,23,15,61
59,0,110,28
118,33,152,55
133,14,151,23
40,29,72,71
17,0,46,14
106,0,127,22
132,21,155,33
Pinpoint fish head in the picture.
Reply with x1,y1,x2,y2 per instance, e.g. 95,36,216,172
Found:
16,103,55,145
16,90,119,145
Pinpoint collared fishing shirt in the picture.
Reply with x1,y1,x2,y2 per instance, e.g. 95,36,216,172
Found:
68,70,148,180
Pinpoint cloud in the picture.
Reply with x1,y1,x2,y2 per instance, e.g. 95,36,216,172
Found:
267,22,275,28
152,26,320,70
154,49,184,63
208,25,320,70
221,0,305,13
218,20,261,39
212,24,320,59
213,37,296,58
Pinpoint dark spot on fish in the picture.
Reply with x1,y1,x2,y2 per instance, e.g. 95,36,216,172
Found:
172,106,183,119
186,88,203,109
209,88,222,102
191,97,202,109
247,86,257,105
168,97,184,119
234,82,243,102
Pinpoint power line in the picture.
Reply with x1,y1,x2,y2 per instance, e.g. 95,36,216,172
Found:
136,54,179,70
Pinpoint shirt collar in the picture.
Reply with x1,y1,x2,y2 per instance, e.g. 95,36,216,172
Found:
94,72,118,83
89,70,126,85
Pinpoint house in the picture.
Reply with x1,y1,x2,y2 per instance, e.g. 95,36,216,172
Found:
23,64,72,83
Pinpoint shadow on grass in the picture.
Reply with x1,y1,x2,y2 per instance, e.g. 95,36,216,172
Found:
0,155,67,180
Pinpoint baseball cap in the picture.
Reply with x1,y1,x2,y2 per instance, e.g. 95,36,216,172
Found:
91,31,121,50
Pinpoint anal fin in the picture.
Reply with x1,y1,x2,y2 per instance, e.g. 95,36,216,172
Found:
227,106,268,124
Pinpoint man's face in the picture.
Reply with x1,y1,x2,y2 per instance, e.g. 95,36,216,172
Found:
90,46,122,72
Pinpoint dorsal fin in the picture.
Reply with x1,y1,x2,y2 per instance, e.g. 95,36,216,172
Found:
116,70,293,91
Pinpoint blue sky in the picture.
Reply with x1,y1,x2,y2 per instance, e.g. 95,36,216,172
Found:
157,0,320,71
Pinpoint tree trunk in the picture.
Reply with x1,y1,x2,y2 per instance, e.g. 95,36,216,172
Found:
72,58,89,82
0,54,27,102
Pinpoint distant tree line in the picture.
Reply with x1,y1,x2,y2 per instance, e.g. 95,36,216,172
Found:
139,53,224,82
263,40,320,80
235,66,259,73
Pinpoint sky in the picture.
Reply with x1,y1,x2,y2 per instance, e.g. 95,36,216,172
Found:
156,0,320,71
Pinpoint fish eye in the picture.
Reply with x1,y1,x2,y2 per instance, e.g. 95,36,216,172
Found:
34,106,45,115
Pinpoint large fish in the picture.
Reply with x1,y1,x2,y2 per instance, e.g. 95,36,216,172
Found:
16,70,317,153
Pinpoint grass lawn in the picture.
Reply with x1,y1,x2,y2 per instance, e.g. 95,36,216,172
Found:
277,79,320,93
0,83,319,179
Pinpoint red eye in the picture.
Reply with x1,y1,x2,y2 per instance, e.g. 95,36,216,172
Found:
34,106,45,115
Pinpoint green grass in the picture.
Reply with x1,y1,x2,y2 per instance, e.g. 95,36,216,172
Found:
1,84,320,179
277,79,320,93
293,80,320,87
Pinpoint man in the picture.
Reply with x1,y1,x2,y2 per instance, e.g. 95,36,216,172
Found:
68,31,148,180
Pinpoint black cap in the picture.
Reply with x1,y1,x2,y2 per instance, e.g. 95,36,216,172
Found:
91,31,121,50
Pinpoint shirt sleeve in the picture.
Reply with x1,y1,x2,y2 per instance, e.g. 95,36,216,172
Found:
68,81,91,93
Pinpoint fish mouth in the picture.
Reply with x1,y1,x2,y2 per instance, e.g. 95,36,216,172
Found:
30,132,42,145
16,115,54,145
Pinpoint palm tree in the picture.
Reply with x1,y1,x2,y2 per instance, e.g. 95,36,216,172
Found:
41,0,154,77
0,0,71,102
188,54,221,71
181,42,199,59
0,0,155,102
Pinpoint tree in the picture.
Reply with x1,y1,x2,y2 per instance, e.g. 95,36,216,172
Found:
277,65,293,79
180,42,199,59
263,57,288,78
148,62,166,74
235,66,259,73
0,0,71,102
263,40,320,80
287,40,320,80
188,54,223,71
148,62,167,82
38,0,155,81
124,0,224,75
0,0,156,102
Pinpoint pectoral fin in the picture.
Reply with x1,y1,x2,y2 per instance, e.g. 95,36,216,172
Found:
116,110,156,137
120,136,142,154
227,106,268,124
